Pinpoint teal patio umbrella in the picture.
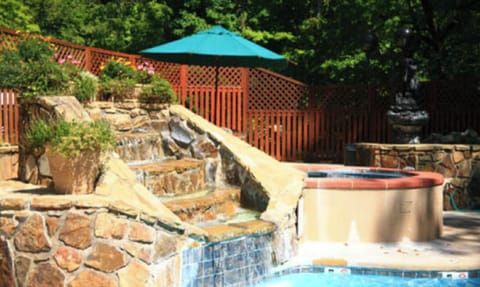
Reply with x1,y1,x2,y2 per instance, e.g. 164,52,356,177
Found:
140,25,287,97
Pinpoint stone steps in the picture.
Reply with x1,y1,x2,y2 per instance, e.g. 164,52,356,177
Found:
130,158,206,197
200,219,276,242
162,187,241,224
128,158,273,242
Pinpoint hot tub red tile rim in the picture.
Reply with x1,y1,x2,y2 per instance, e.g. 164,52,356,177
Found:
297,164,444,190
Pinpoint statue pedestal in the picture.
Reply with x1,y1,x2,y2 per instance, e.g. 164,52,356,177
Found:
390,124,424,144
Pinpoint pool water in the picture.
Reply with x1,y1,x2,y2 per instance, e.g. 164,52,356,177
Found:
307,170,410,179
255,272,480,287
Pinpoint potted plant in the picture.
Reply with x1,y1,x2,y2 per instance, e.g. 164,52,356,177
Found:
26,119,116,194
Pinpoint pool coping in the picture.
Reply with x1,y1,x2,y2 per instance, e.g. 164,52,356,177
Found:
293,163,444,189
262,264,480,281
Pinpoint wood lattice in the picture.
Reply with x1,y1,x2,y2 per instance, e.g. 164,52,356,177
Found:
313,83,397,111
249,68,309,110
53,45,87,69
187,66,241,86
422,80,480,109
0,28,19,51
89,50,132,75
140,59,181,85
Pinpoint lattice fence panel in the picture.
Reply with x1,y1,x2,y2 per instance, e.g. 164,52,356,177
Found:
0,28,18,51
140,60,181,85
52,44,87,70
369,83,398,111
249,68,309,110
423,80,480,110
89,50,130,75
187,66,241,86
315,84,369,110
312,83,403,111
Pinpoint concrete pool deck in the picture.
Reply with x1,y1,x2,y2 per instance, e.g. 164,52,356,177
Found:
293,211,480,271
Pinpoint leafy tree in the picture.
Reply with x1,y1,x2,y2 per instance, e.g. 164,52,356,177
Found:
88,0,173,53
1,0,478,84
406,0,480,79
0,0,39,32
22,0,92,44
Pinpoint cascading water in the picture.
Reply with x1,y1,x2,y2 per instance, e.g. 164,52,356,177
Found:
116,130,167,165
180,234,274,287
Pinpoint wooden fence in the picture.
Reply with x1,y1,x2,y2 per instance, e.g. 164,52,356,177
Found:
1,26,479,163
246,109,390,162
0,89,19,145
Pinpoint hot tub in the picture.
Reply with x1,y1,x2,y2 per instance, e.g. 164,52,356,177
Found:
295,164,444,243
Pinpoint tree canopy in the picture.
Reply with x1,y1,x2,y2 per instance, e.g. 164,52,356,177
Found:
1,0,478,84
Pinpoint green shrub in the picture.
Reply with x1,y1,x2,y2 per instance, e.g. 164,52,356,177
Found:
138,76,176,104
99,78,136,101
16,34,55,61
99,58,137,80
0,34,70,98
27,119,116,158
0,49,23,89
135,61,156,84
26,119,54,151
73,71,98,103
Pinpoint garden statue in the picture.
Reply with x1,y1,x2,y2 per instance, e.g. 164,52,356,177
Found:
387,27,429,143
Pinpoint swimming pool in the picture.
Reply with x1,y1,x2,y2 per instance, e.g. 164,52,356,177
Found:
254,267,480,287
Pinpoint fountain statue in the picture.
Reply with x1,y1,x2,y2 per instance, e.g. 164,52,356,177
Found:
387,27,429,143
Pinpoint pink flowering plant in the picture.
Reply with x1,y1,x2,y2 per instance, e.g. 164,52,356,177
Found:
57,54,98,103
136,61,156,84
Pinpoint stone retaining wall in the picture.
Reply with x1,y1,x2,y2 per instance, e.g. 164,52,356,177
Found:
3,96,305,286
0,146,18,180
355,143,480,209
85,102,304,264
0,198,186,286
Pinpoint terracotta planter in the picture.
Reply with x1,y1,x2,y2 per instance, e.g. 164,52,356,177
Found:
46,148,101,194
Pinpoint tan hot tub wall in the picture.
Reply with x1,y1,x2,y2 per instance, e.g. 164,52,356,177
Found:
301,184,444,243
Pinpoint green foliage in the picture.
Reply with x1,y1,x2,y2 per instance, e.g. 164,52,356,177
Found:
135,60,156,84
0,34,70,97
27,119,116,158
72,71,98,103
0,0,39,32
0,49,23,88
2,0,479,84
98,58,137,100
138,76,176,104
99,78,136,101
16,34,54,61
26,119,53,151
99,58,137,80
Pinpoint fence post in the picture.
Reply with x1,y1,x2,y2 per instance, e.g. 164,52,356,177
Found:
84,47,92,72
240,68,249,133
179,65,188,105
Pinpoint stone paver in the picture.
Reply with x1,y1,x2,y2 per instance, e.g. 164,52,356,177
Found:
294,211,480,271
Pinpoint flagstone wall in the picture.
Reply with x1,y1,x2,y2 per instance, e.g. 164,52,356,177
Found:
0,145,17,180
0,198,185,287
355,143,480,210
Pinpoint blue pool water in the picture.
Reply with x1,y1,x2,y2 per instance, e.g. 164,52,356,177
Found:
255,272,480,287
307,170,410,179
